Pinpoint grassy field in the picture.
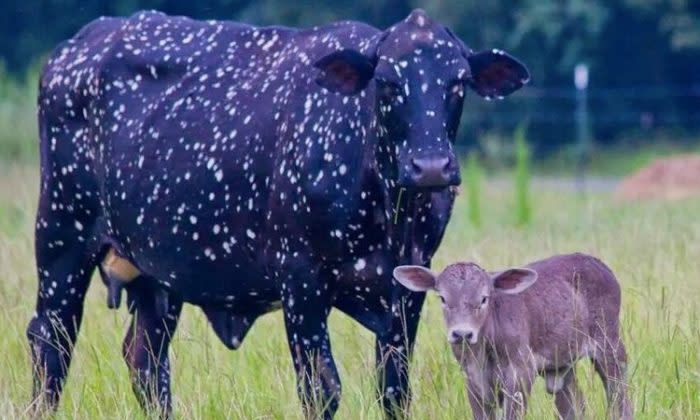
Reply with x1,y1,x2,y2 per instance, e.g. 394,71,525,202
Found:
0,163,699,419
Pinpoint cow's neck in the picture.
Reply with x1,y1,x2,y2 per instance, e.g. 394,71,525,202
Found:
370,136,426,267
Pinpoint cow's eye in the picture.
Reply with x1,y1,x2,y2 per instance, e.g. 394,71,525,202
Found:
480,296,488,306
439,295,446,305
380,81,403,101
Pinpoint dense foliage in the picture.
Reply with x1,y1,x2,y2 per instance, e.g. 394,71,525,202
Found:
2,0,699,150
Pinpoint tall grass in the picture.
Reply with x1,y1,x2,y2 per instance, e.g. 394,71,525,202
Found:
513,125,532,226
1,164,699,419
465,153,482,227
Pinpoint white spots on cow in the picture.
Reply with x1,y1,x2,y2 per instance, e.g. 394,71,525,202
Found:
136,214,144,225
213,224,221,234
147,65,158,79
189,215,197,224
338,164,347,175
215,169,224,181
204,247,216,260
354,259,366,271
246,229,256,239
231,336,241,348
74,220,83,231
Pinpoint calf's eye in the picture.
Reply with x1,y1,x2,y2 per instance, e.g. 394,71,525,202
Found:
480,296,488,306
439,295,446,304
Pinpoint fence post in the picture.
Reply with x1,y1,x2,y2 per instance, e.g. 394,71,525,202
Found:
574,63,590,195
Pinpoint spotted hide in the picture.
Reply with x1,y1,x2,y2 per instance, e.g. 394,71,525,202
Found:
27,8,528,419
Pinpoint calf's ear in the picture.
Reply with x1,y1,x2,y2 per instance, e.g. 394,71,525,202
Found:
491,268,537,295
467,49,530,99
314,49,376,95
393,265,436,292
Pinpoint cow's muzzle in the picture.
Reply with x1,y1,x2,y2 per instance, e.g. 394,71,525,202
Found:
405,154,461,188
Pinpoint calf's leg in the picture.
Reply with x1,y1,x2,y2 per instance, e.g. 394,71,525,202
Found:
550,369,585,420
281,264,340,419
466,380,497,420
498,363,535,420
592,337,633,420
122,281,182,418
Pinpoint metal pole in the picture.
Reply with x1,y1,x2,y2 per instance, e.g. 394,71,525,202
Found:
575,64,590,195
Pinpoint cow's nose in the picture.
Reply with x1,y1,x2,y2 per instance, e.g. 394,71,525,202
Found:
410,156,455,188
449,329,475,343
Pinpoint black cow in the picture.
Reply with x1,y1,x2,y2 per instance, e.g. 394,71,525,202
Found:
27,9,528,419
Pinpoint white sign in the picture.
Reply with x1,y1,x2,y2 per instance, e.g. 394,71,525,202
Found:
575,64,589,90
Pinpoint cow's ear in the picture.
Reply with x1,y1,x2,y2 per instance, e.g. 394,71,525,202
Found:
467,49,530,99
491,268,537,295
393,265,436,292
314,49,376,95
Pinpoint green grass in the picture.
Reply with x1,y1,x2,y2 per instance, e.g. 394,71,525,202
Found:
1,163,699,419
513,126,532,226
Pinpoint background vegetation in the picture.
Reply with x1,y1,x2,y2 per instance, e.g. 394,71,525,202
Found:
1,0,700,161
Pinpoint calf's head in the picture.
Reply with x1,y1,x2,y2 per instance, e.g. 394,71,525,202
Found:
314,9,529,190
393,262,537,344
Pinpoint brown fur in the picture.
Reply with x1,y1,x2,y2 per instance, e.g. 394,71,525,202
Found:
394,253,633,420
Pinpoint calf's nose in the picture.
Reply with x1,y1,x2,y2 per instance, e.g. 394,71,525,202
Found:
410,155,455,188
449,329,476,344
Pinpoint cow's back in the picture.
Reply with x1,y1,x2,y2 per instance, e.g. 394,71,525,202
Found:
38,11,388,301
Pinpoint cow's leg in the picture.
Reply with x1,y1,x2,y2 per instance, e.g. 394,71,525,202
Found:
592,336,633,420
122,281,182,418
26,196,100,413
375,291,425,419
282,265,340,419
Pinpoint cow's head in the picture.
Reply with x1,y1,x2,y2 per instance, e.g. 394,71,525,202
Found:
393,262,537,344
314,9,529,190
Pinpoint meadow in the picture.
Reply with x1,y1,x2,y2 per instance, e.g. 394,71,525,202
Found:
0,161,698,419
